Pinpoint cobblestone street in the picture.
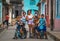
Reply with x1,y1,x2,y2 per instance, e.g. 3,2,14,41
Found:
0,25,54,41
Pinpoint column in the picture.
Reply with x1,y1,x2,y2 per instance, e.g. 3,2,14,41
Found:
9,7,12,24
12,6,15,18
41,2,45,14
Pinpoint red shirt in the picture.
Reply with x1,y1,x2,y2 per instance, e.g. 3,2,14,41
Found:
5,15,9,20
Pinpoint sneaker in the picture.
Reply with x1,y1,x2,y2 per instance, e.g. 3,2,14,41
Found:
13,37,18,39
45,37,48,39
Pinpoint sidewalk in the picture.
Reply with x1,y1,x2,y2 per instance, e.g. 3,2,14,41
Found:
47,28,60,41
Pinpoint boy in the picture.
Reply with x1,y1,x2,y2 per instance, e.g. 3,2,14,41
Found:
33,13,40,38
20,16,27,39
38,14,47,39
13,21,21,39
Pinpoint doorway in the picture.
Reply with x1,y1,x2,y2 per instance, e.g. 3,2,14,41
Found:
15,10,18,18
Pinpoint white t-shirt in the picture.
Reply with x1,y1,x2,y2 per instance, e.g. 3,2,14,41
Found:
28,14,33,19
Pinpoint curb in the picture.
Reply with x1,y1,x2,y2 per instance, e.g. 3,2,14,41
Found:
47,31,60,41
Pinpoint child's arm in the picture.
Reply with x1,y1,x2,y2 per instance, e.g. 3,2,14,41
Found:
38,20,40,26
20,28,24,34
16,27,18,31
26,16,29,21
42,19,46,26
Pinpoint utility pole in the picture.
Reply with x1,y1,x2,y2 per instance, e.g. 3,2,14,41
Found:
50,0,54,31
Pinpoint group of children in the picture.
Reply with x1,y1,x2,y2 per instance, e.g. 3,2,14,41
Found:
34,14,47,39
13,10,48,39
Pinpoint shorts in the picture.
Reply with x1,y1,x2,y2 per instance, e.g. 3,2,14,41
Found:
38,28,46,32
34,26,38,31
34,26,40,32
38,25,46,32
28,20,34,25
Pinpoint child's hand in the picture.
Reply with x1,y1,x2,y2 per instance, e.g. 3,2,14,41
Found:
16,29,18,31
38,23,40,26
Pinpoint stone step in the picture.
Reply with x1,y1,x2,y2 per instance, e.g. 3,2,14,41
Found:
47,29,60,41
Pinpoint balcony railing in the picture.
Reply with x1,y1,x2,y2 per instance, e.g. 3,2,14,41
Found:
10,0,22,4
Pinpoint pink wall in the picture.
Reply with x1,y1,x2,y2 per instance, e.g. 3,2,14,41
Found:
54,19,60,31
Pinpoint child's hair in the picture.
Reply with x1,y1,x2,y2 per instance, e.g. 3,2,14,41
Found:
27,10,31,14
23,11,26,14
21,11,26,15
41,14,44,16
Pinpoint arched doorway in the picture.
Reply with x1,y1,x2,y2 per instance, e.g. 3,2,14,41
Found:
15,10,18,18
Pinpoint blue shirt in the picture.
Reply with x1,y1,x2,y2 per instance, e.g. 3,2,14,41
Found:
16,21,21,31
39,18,46,29
17,24,21,31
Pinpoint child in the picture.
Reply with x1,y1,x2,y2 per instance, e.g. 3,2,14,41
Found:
20,16,27,39
13,21,21,39
33,13,40,38
26,10,34,38
38,14,47,39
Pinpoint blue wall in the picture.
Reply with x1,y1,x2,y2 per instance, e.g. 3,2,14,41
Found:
23,0,39,15
0,2,2,24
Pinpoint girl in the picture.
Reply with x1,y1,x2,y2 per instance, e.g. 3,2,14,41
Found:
33,12,40,38
26,10,34,38
21,11,26,24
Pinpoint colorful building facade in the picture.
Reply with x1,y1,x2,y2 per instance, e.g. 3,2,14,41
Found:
0,0,2,24
54,0,60,31
41,1,45,14
23,0,39,15
45,0,60,31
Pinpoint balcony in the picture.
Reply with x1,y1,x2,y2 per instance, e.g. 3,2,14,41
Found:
10,0,22,4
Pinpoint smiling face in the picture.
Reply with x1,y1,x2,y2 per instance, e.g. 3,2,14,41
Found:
41,14,44,18
28,10,31,15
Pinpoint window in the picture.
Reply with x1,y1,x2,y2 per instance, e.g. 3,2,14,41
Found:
30,0,36,5
56,0,60,18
